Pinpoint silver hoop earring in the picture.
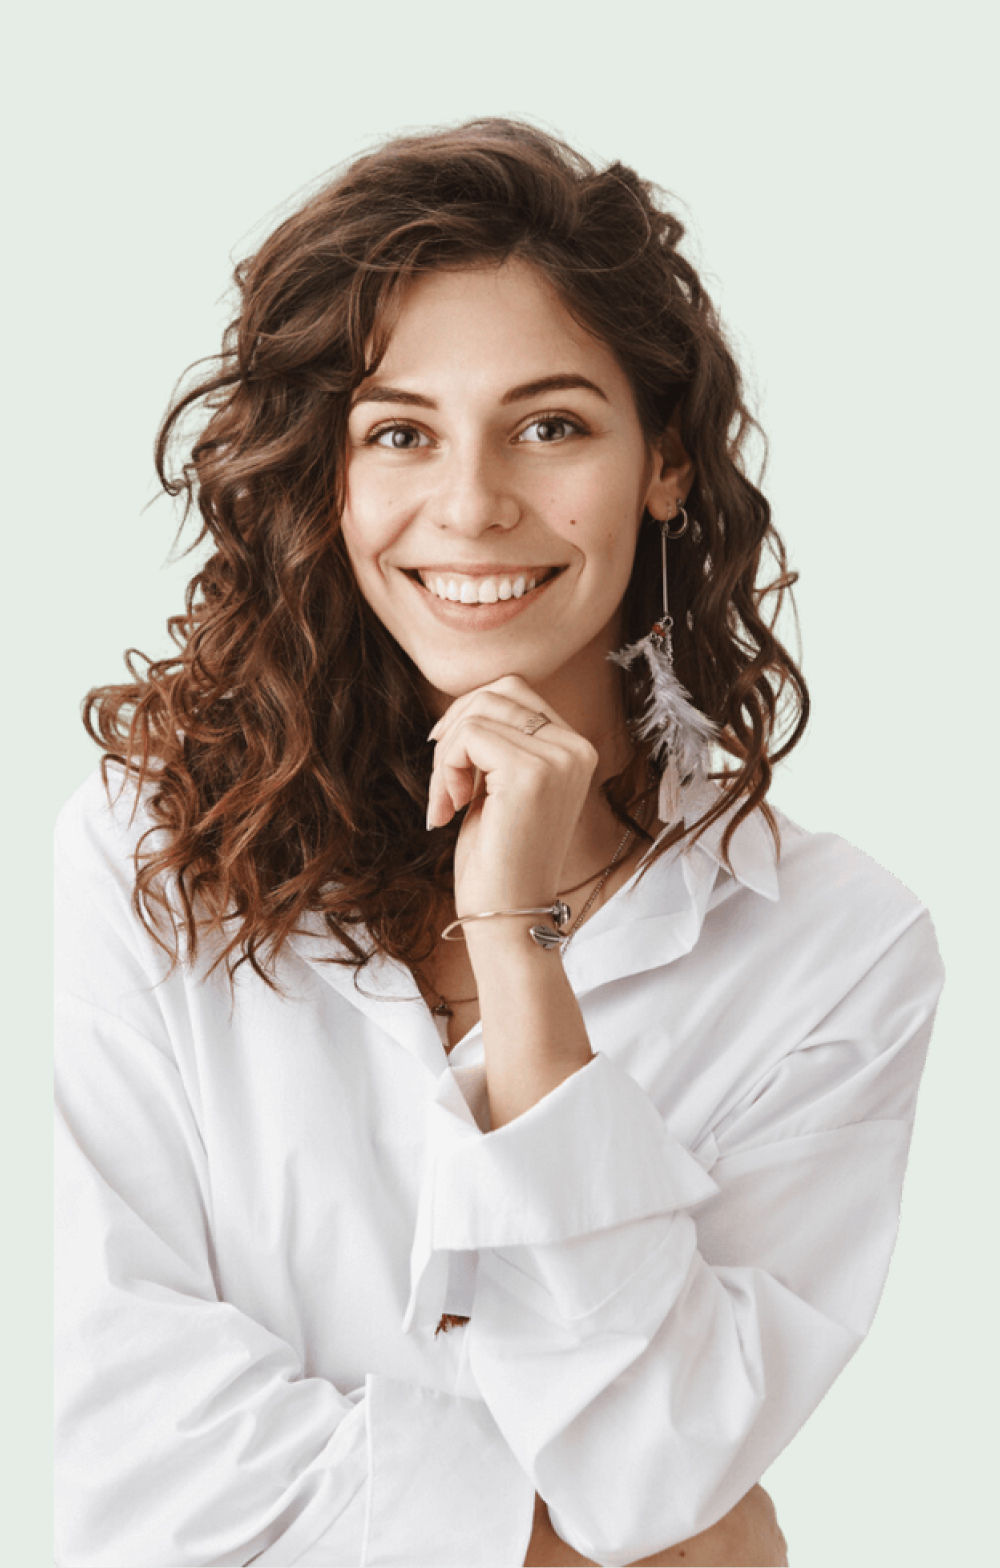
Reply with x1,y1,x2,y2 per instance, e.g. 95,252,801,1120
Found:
609,504,717,826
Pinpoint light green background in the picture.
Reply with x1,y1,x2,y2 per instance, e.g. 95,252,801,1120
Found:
9,2,997,1562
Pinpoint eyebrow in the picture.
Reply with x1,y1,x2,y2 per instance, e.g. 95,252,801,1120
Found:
350,373,610,410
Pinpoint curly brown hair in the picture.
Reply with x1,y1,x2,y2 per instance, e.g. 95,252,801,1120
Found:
84,117,808,994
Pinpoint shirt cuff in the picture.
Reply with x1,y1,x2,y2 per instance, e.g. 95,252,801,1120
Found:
404,1053,718,1333
360,1375,535,1566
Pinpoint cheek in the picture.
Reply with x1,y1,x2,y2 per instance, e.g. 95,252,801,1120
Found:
337,512,369,585
341,492,399,579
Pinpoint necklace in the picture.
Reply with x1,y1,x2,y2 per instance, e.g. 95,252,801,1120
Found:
422,825,636,1017
561,825,635,948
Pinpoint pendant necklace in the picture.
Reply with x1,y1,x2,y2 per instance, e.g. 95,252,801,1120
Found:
422,825,636,1018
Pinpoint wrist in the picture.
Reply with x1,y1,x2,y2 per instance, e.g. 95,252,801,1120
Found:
463,909,567,953
463,916,592,1130
448,897,569,951
463,915,566,968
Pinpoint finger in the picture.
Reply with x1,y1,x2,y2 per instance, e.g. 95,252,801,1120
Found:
428,689,571,827
428,722,518,826
427,719,533,827
432,690,572,753
435,713,586,811
432,720,546,825
427,716,586,828
428,675,572,743
480,673,574,730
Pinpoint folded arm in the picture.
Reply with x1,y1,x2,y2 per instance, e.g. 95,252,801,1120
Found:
410,909,942,1565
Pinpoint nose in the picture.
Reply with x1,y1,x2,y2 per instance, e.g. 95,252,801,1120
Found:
424,439,520,536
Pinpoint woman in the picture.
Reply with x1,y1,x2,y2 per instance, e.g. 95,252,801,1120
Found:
55,119,943,1566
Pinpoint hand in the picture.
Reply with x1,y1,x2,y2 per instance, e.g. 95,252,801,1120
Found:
427,675,599,927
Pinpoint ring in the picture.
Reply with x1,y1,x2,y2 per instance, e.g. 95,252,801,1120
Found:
521,711,551,736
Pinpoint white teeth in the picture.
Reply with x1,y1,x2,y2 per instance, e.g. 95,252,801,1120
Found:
417,569,556,602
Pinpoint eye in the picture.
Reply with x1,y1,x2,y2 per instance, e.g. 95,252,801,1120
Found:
517,414,585,444
367,423,431,450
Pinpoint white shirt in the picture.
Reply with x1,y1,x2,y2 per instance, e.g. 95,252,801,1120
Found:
54,764,944,1567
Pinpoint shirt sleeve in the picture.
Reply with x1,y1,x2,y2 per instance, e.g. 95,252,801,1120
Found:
54,782,536,1568
404,902,944,1566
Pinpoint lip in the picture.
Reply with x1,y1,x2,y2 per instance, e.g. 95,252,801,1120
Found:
403,564,566,630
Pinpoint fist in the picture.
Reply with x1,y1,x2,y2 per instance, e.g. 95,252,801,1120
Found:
427,675,599,922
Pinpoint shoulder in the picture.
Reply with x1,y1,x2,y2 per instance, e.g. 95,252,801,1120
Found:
699,808,947,1145
771,805,932,922
55,762,161,881
54,762,181,981
766,804,943,985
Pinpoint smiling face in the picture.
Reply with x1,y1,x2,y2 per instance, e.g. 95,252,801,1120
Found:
340,259,686,722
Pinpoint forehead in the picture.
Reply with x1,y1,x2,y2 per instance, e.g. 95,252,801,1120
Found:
363,259,628,396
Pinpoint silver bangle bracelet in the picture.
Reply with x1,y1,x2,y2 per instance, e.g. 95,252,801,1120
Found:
441,898,571,950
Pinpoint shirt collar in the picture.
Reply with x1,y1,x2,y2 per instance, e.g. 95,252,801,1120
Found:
285,784,780,1062
551,785,779,1004
679,782,781,903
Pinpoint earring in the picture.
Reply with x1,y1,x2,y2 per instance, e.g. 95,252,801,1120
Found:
609,504,717,826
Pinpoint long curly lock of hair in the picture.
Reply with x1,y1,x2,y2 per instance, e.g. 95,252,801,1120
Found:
84,117,808,996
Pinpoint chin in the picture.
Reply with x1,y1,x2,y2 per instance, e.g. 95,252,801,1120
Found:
416,654,554,703
413,658,539,702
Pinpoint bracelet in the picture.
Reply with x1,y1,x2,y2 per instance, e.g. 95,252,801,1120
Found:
441,898,571,949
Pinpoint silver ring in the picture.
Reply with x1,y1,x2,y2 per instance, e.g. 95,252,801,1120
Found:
521,711,551,736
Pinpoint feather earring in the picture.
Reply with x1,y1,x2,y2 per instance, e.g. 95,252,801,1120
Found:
609,504,717,826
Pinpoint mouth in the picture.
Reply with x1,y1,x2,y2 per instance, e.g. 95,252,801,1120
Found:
404,566,566,605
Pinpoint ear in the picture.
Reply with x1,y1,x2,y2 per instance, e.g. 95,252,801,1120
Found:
643,419,695,522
